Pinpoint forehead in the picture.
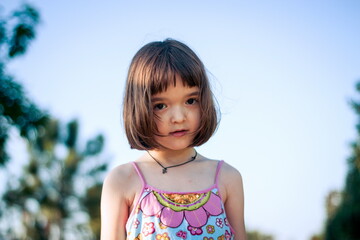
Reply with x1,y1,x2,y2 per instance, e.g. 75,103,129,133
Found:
151,77,200,99
149,68,199,95
150,70,199,93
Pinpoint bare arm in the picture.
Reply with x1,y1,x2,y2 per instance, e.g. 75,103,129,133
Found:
221,163,247,240
100,165,133,240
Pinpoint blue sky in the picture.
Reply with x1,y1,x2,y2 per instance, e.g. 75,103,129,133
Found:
3,0,360,239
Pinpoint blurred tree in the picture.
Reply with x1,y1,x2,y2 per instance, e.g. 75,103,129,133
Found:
309,190,342,240
247,230,274,240
310,235,323,240
324,82,360,239
0,3,48,165
1,118,108,239
325,191,342,220
0,3,109,239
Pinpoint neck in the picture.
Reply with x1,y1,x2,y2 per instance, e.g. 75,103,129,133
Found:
147,148,196,165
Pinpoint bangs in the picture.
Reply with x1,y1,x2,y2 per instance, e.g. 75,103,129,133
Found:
148,45,201,95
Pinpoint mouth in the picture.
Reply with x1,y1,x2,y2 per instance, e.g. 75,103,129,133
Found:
169,129,189,137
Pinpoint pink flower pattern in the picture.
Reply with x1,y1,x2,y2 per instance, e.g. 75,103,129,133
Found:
128,187,234,239
224,218,229,226
225,230,232,240
176,230,187,239
134,219,140,229
216,218,223,228
142,222,155,236
140,191,222,228
187,226,203,235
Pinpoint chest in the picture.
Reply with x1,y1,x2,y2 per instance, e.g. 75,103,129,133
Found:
140,162,217,192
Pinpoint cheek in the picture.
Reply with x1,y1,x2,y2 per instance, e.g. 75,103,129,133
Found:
192,109,201,127
154,115,166,131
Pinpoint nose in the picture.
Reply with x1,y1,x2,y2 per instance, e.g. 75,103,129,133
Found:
170,106,186,123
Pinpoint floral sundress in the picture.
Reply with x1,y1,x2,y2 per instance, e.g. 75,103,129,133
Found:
126,160,234,240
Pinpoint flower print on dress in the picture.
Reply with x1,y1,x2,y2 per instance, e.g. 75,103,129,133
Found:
217,235,225,240
133,219,140,229
216,218,223,228
135,204,141,214
206,225,215,234
142,222,155,236
187,226,203,235
156,232,170,240
159,222,167,229
140,190,223,228
134,233,143,240
176,230,187,239
224,218,229,226
203,237,214,240
225,230,232,240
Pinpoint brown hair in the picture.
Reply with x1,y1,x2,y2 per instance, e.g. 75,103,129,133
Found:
123,39,219,150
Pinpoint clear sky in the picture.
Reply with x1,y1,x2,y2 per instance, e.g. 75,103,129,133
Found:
3,0,360,239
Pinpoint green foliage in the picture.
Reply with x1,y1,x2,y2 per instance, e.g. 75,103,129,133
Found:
0,3,109,239
0,74,48,164
0,2,47,165
1,118,108,239
0,4,40,59
310,234,324,240
247,230,274,240
324,82,360,239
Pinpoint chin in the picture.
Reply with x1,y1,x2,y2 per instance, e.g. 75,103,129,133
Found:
157,141,193,151
160,145,192,151
155,136,195,151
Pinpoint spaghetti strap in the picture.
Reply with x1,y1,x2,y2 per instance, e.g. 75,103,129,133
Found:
131,162,146,186
215,160,224,185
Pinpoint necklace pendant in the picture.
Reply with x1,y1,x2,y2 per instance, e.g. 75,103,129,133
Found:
162,168,167,174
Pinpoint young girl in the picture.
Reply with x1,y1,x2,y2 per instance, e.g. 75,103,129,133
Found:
101,39,246,240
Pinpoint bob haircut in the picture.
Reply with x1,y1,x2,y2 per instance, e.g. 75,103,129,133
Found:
123,39,219,150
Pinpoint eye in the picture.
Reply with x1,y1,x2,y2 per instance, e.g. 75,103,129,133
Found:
154,103,167,110
186,98,198,105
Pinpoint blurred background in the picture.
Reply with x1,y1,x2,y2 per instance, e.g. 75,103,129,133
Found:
0,0,360,239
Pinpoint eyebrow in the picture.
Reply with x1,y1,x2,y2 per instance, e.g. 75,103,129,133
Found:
151,91,200,102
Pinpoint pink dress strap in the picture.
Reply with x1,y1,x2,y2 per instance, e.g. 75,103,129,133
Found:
215,160,225,185
131,161,146,186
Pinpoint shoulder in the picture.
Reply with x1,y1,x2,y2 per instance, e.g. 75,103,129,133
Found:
218,161,247,239
102,162,140,198
217,161,244,201
101,162,139,240
104,162,136,183
219,161,243,181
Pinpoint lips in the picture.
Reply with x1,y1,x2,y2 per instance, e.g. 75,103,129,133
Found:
169,130,188,137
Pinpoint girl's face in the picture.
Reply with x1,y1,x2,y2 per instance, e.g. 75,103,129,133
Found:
151,76,201,151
